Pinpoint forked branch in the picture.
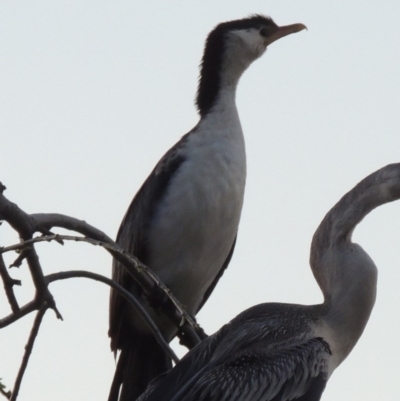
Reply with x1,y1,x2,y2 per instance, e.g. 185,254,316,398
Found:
0,182,206,400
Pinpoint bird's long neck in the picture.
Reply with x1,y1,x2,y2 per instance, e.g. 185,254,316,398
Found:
310,164,400,363
196,62,241,118
196,37,255,118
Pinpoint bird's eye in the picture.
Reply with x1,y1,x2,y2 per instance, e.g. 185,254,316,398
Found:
259,27,268,38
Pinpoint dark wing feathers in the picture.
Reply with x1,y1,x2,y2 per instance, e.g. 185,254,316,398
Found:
109,126,238,350
139,305,330,401
178,337,329,401
109,134,188,350
137,326,225,401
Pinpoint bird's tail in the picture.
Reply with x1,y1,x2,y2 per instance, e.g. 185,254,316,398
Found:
108,335,172,401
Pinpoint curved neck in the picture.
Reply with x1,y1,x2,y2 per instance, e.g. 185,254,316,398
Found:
196,57,243,118
310,163,400,361
196,33,260,117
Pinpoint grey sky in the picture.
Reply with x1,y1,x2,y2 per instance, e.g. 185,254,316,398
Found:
1,1,399,400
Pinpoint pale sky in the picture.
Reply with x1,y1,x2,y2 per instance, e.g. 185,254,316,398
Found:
1,1,400,400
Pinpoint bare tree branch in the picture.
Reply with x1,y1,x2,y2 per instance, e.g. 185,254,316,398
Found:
0,189,204,340
1,234,206,342
45,270,179,364
0,388,11,400
0,188,38,239
9,250,30,269
0,255,20,314
10,305,48,401
0,378,11,400
0,188,62,320
25,246,63,320
0,301,39,329
0,182,207,399
31,213,114,243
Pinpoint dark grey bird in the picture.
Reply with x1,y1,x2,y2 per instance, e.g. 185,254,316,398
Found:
137,163,400,401
108,15,306,401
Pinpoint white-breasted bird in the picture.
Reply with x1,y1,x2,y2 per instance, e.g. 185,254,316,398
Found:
137,163,400,401
108,15,306,401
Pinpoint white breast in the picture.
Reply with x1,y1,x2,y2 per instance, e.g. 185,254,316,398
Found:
147,104,246,317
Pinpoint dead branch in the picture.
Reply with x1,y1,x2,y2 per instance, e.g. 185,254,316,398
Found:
1,233,206,342
10,306,48,401
45,270,179,363
31,213,114,243
0,255,20,314
0,182,209,399
0,378,11,400
0,300,38,329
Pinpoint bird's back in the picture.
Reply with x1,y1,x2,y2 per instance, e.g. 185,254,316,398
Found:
138,303,331,401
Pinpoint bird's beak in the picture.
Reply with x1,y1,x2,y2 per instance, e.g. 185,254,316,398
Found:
264,23,307,47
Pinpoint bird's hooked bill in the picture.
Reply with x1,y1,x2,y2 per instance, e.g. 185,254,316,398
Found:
264,23,307,47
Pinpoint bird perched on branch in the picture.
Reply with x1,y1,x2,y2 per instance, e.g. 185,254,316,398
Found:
109,15,306,401
137,163,400,401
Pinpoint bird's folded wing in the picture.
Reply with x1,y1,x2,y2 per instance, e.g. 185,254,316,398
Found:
139,330,331,401
109,133,189,350
171,337,330,401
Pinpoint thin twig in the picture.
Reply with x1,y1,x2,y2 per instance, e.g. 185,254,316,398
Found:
0,255,20,313
0,301,39,329
1,235,86,254
0,388,11,400
0,191,63,320
24,245,63,321
0,378,11,400
0,191,205,345
45,270,179,363
10,249,30,269
10,305,48,401
31,213,114,243
2,234,204,342
0,193,101,242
